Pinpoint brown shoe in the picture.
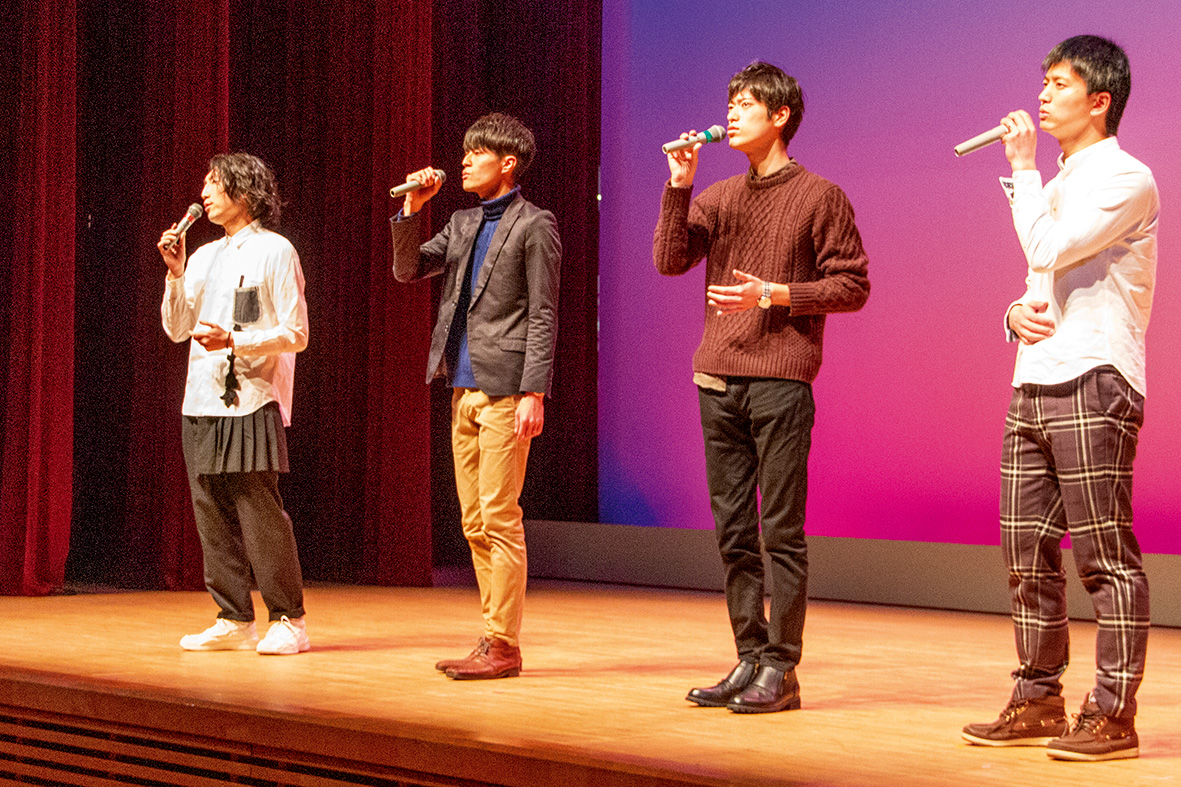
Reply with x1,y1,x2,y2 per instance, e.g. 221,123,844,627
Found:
1046,697,1138,761
434,637,489,672
445,637,521,680
962,695,1067,746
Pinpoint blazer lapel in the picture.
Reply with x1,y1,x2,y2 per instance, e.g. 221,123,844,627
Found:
469,196,523,308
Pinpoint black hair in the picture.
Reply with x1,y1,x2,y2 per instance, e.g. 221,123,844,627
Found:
728,61,805,145
1042,35,1131,136
207,152,282,228
463,113,537,182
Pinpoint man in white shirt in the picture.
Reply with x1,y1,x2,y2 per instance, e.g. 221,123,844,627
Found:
158,153,311,656
962,36,1158,762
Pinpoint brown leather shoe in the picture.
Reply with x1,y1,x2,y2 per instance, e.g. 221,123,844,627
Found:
962,695,1067,747
434,637,489,672
445,637,521,680
1046,696,1138,761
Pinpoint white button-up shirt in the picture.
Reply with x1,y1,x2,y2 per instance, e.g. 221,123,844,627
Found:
1007,137,1159,396
161,221,308,424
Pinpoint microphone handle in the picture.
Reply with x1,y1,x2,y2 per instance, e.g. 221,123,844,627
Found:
662,125,726,154
954,125,1006,157
168,214,198,251
390,169,446,198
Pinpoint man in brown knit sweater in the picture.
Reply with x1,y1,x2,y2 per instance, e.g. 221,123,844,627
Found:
653,61,869,713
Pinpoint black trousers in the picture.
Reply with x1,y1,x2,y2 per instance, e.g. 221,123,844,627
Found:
698,377,814,672
182,420,305,623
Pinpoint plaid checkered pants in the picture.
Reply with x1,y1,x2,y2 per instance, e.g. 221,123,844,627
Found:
1001,365,1149,720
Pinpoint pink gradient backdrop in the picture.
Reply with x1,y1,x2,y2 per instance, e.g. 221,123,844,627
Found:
598,0,1181,551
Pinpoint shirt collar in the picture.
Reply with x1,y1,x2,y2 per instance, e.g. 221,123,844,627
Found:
223,219,263,249
1058,136,1119,175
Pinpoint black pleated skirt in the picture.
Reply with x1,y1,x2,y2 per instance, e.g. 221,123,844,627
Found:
181,401,289,475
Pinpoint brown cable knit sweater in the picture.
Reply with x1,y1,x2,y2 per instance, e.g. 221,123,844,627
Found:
653,161,870,384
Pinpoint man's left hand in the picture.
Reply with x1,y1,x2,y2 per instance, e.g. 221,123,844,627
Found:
192,320,233,352
707,269,764,315
514,393,544,441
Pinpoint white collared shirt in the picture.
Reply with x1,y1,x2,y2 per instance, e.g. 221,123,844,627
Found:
161,221,308,424
1006,137,1159,395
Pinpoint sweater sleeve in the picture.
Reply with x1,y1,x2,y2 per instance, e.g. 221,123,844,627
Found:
788,185,870,315
653,182,713,276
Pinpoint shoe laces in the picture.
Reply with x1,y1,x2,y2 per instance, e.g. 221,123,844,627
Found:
266,616,297,638
1000,698,1031,722
1067,705,1106,735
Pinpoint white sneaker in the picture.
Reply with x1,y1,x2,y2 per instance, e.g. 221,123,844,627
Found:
256,615,311,655
179,618,258,651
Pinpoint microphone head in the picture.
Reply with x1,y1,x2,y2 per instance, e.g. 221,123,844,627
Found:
706,124,726,141
433,169,447,184
186,203,204,220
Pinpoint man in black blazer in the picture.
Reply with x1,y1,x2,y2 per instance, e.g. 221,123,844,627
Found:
391,113,561,680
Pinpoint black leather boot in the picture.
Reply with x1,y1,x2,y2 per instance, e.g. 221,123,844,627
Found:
727,665,801,713
686,661,759,707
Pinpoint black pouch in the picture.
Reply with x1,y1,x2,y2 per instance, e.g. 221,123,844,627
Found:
233,285,261,326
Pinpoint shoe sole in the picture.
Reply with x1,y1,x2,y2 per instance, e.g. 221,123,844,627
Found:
686,695,731,708
180,640,259,651
1046,746,1139,762
962,732,1058,747
727,699,802,714
257,643,311,655
446,667,521,680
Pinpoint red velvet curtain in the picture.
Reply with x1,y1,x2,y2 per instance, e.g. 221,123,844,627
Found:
121,0,234,590
69,0,437,590
223,0,436,584
0,0,77,595
4,0,598,594
428,0,602,563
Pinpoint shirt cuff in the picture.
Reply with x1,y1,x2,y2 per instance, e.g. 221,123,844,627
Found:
1003,300,1024,342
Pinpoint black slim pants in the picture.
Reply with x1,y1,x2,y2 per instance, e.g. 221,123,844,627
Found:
698,377,814,672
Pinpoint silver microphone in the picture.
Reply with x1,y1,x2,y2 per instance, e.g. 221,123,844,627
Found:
954,126,1006,157
168,203,203,250
390,169,447,197
662,125,727,154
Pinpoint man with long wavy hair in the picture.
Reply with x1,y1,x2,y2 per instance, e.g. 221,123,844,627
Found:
158,152,311,656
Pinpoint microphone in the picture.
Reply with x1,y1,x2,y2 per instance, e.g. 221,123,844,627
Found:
662,125,727,154
390,169,447,198
954,125,1006,157
168,203,203,250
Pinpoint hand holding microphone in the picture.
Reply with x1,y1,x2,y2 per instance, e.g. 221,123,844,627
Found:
157,203,203,277
954,110,1038,170
664,125,724,188
392,168,446,215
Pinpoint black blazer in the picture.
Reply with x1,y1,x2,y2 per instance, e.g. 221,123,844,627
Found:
391,194,561,396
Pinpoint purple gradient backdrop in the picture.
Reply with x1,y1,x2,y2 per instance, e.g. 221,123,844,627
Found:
598,0,1181,551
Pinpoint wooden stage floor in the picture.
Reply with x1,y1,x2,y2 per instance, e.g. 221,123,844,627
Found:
1,582,1179,786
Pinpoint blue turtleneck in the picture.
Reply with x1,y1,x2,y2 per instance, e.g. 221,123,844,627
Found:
448,187,519,389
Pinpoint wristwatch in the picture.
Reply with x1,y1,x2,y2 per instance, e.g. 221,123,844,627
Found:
757,281,772,309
